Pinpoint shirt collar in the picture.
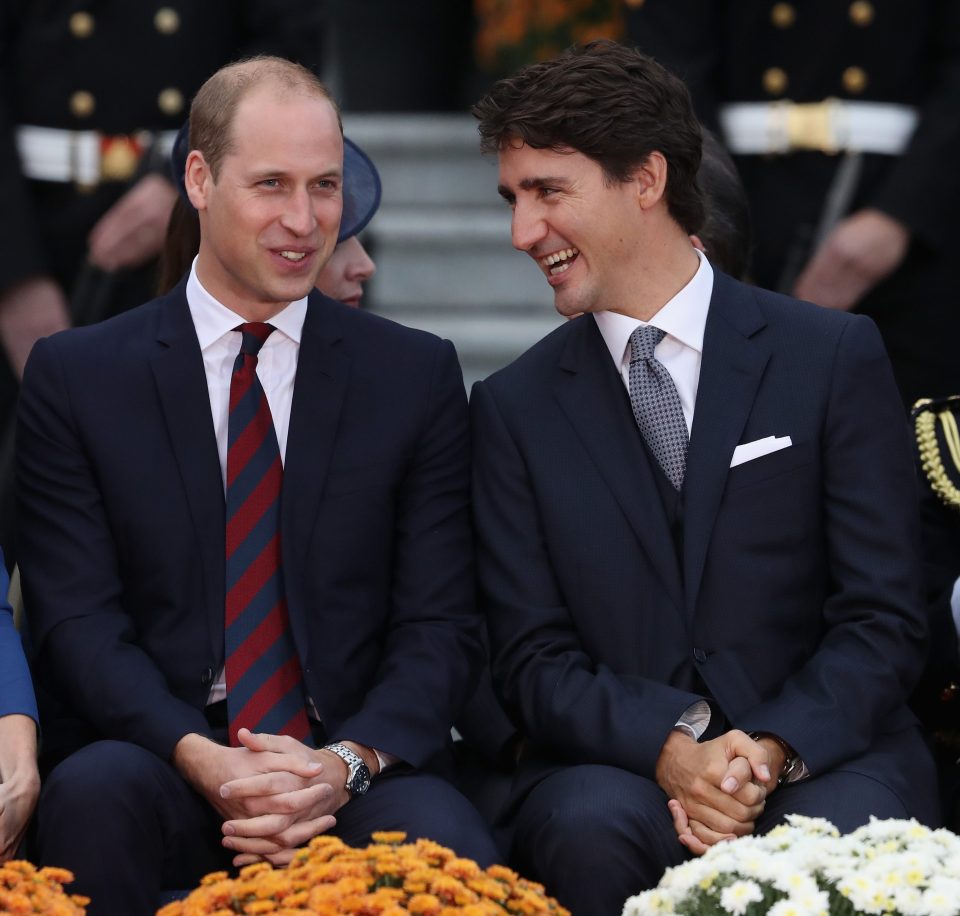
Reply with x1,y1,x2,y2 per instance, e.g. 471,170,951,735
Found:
593,248,714,365
186,258,308,350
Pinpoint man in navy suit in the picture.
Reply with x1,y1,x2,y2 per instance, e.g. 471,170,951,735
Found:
18,56,496,915
471,41,938,915
0,555,39,862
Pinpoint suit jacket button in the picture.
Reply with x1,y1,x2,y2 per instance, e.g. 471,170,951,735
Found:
200,667,214,687
693,648,707,663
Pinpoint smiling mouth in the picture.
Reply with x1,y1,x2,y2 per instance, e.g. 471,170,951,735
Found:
540,247,579,275
279,250,308,261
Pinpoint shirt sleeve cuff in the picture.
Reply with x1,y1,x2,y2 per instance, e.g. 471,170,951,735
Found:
675,699,711,740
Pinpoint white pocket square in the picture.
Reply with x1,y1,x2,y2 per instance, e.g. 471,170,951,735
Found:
729,435,793,468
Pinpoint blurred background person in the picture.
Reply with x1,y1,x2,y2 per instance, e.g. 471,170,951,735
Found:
0,1,324,561
911,395,960,831
158,123,381,305
626,1,960,409
0,555,39,862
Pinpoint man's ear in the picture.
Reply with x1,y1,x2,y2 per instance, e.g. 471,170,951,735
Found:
690,233,707,254
634,151,668,211
184,150,210,211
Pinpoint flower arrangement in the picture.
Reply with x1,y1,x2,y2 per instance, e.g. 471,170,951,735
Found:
0,860,88,914
157,831,569,916
474,0,625,77
623,815,960,916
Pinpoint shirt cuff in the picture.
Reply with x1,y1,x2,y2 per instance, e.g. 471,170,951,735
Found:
373,747,398,774
675,699,711,740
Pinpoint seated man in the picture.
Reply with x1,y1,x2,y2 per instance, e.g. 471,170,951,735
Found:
0,555,39,862
19,56,497,916
470,40,938,915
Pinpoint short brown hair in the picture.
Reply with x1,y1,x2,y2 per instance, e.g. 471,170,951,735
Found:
473,40,704,234
189,55,340,181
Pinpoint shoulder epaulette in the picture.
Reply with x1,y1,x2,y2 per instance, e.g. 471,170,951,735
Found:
913,395,960,512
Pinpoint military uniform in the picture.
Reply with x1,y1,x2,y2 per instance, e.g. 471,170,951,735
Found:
626,0,960,407
1,0,324,311
912,396,960,829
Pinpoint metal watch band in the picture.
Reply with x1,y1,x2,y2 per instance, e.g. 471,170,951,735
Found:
324,742,371,796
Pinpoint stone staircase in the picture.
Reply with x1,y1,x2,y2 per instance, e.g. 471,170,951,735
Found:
342,114,562,388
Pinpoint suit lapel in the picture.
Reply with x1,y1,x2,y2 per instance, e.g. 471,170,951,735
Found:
554,316,684,613
683,273,769,615
150,285,225,655
281,294,350,658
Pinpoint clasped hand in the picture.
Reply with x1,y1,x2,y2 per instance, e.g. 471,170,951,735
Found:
175,728,354,866
655,728,779,856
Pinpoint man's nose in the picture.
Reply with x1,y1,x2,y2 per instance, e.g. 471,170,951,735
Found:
511,202,547,253
281,187,317,236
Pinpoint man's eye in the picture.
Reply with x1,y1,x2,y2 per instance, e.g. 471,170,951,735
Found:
259,178,280,189
540,187,558,198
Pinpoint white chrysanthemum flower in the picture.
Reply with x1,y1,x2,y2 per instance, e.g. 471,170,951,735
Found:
718,879,763,915
621,888,675,915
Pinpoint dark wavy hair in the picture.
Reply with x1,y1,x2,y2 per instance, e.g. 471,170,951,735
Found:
473,40,704,234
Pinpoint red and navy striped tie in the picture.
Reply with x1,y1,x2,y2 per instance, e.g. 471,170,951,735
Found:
224,322,310,747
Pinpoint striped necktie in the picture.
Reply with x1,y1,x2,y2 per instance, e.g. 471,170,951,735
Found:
224,322,310,747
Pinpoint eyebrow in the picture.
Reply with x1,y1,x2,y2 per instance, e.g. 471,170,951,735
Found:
497,176,569,199
248,166,343,182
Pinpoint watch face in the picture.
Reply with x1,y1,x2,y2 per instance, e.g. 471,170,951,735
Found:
347,760,371,796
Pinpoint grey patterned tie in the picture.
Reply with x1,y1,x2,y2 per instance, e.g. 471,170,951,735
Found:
628,326,688,490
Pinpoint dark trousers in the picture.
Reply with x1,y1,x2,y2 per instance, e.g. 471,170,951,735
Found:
511,759,933,916
35,739,500,916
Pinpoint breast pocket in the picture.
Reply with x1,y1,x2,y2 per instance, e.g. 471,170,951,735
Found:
725,441,813,492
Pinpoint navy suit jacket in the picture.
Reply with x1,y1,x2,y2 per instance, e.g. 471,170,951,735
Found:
0,553,38,723
472,271,934,814
17,282,480,768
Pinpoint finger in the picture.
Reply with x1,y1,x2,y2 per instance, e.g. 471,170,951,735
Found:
719,756,754,795
723,731,772,785
261,815,336,851
731,780,766,809
220,770,317,800
232,847,299,868
667,799,691,838
688,818,739,848
237,729,308,756
677,825,710,856
224,783,335,826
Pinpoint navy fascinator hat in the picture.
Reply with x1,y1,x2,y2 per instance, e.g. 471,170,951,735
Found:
169,121,382,243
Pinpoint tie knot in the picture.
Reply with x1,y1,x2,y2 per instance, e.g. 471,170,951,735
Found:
629,325,666,362
236,323,275,357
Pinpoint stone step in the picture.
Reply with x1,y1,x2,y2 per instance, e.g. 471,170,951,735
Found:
342,114,497,208
366,208,552,310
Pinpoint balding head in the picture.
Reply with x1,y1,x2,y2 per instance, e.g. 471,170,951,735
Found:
189,55,341,182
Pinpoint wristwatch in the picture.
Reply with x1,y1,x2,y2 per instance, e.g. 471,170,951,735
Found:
323,742,372,796
749,731,801,786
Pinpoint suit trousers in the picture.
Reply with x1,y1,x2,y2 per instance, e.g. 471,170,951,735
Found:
511,740,936,916
36,739,500,916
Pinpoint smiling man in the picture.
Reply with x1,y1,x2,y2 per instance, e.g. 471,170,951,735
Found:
471,41,938,914
18,56,496,915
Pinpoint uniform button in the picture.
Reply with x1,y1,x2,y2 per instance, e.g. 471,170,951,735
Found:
842,66,868,94
69,11,95,38
848,1,874,26
70,90,96,118
770,3,796,28
158,87,185,115
624,0,646,6
693,648,707,664
200,667,214,687
762,67,788,96
154,7,181,34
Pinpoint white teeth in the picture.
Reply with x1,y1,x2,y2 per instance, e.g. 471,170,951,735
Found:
541,247,579,269
280,251,306,261
549,262,571,275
